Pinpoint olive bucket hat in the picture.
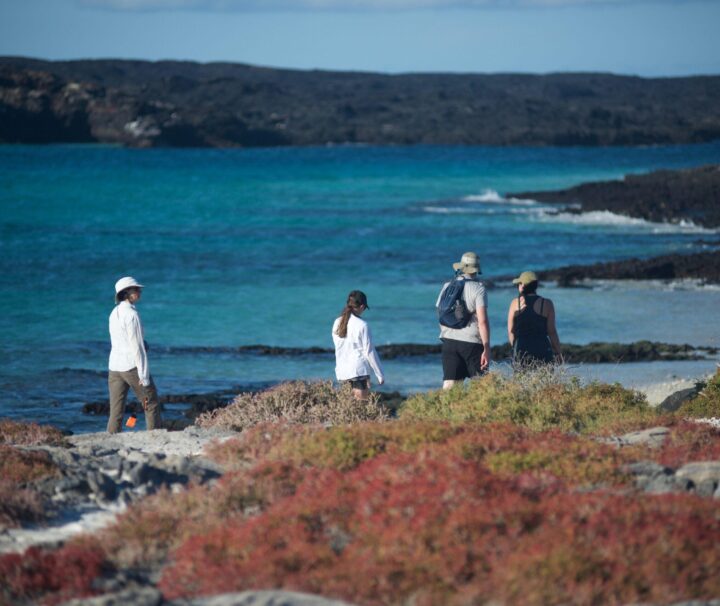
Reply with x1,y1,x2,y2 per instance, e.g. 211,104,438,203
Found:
452,251,482,275
512,271,539,286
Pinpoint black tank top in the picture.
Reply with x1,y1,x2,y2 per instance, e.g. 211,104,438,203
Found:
512,294,553,364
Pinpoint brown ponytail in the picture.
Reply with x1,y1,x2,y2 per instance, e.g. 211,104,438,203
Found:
335,290,368,338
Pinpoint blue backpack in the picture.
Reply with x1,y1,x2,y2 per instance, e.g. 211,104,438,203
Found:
438,278,472,328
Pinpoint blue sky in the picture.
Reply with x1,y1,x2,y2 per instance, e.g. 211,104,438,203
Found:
1,0,719,76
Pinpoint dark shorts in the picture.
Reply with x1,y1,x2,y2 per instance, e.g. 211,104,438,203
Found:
441,338,485,381
346,375,370,390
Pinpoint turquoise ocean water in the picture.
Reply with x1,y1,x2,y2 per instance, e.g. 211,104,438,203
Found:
2,143,720,432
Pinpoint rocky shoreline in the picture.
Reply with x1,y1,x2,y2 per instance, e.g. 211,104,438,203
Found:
511,164,720,229
514,248,720,286
502,164,720,284
146,340,720,363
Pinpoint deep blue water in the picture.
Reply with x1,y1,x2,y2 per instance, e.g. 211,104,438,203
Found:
2,143,720,431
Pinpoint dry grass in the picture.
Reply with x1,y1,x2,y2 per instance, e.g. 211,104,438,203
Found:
0,446,60,531
0,480,46,531
0,418,69,447
196,381,389,431
0,446,60,484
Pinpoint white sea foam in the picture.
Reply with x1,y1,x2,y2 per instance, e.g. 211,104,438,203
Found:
421,206,502,215
425,189,716,235
534,210,714,234
461,189,537,206
571,278,720,293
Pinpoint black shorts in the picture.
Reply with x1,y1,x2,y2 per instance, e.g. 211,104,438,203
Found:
441,338,485,381
346,375,370,389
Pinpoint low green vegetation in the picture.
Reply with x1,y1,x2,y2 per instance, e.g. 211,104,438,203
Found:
400,369,654,434
677,369,720,418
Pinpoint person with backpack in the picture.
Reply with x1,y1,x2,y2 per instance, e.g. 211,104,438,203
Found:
107,276,162,433
507,270,562,368
332,290,385,400
436,252,491,389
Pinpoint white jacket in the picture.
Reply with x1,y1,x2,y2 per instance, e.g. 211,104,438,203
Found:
332,314,384,383
108,301,150,385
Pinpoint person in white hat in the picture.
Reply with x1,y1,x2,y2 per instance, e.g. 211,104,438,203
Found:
436,252,491,389
107,276,162,433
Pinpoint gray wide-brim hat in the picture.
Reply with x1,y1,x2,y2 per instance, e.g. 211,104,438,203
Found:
452,252,482,274
114,276,144,302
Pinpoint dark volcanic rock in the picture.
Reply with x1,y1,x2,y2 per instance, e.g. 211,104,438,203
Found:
531,249,720,285
658,386,703,413
511,165,720,228
3,58,720,148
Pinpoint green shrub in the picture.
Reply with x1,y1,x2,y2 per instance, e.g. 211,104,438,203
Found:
677,369,720,418
400,371,654,434
196,381,389,432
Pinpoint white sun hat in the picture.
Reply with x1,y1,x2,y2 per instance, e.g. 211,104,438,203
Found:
114,276,144,302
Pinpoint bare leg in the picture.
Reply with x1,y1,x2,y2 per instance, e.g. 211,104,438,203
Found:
352,378,371,400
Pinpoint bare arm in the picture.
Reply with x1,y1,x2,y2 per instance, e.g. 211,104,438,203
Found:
477,304,491,370
545,299,562,360
507,299,518,345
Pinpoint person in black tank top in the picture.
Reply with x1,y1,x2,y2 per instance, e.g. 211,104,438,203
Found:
507,271,562,368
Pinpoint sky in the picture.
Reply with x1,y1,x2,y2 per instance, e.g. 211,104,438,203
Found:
1,0,719,76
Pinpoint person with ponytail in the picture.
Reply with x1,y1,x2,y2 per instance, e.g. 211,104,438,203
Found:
332,290,385,399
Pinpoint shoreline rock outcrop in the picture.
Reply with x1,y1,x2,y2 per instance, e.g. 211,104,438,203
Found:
0,427,231,555
511,164,720,228
529,249,720,286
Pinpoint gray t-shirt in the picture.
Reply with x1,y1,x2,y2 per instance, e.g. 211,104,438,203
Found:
436,277,488,344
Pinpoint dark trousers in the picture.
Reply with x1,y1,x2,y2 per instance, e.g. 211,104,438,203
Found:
107,368,161,433
441,338,485,381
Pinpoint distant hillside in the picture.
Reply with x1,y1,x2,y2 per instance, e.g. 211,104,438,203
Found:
2,57,720,148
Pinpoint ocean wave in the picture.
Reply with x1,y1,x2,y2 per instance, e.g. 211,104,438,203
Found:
423,190,716,234
533,210,714,234
461,189,537,206
422,206,503,215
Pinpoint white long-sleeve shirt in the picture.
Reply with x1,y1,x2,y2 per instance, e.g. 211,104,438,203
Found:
108,301,150,385
332,314,384,383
